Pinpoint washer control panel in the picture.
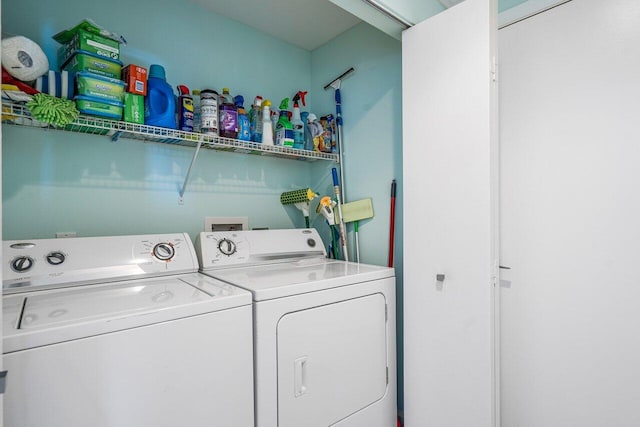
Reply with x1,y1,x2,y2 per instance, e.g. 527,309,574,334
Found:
196,229,326,269
3,233,198,294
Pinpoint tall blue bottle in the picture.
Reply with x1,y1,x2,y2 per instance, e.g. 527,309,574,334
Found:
145,64,177,129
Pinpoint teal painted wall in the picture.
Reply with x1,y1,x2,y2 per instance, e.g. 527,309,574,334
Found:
309,22,404,409
499,0,530,12
2,0,317,241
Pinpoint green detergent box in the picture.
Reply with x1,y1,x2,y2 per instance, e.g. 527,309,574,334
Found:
62,50,123,79
76,72,125,102
123,93,144,124
75,95,123,120
57,29,120,66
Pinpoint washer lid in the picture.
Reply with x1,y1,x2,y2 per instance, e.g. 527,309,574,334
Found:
202,258,395,301
3,273,251,353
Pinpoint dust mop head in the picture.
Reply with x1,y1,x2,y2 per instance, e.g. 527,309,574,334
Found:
341,198,374,223
280,188,317,205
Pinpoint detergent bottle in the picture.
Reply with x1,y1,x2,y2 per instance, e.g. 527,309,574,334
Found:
250,95,263,142
291,91,307,149
275,97,294,147
261,99,274,145
145,64,177,129
219,87,238,139
235,95,251,141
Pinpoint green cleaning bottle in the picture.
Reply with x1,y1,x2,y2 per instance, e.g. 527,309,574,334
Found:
275,97,294,147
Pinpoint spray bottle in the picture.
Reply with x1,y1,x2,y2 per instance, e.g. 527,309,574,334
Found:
250,95,263,142
275,97,294,147
291,91,307,149
176,85,194,132
301,111,310,150
235,95,251,141
261,99,274,145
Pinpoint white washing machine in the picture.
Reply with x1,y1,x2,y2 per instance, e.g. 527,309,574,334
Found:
195,228,397,427
3,233,254,427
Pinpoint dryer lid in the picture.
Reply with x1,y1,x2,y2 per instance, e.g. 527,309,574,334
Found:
201,258,394,301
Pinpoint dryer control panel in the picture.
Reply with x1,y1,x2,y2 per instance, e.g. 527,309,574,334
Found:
196,228,326,269
3,233,199,294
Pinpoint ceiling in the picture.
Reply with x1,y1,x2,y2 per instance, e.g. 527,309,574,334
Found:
187,0,362,51
188,0,535,51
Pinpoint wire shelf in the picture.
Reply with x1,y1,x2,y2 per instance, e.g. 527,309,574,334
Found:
2,101,339,163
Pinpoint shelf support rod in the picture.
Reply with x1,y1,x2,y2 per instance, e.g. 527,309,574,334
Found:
178,134,205,205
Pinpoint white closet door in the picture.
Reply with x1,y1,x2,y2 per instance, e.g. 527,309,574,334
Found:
500,0,640,425
402,0,498,425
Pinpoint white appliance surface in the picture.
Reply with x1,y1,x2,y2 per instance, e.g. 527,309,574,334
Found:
196,229,397,427
3,233,254,427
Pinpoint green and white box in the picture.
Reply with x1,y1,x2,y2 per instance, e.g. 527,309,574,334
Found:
57,29,120,66
124,93,144,124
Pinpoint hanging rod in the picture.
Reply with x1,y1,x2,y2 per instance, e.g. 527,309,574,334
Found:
360,0,414,29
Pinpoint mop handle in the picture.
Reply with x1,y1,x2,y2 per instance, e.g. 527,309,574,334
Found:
335,89,342,126
332,168,349,262
388,179,396,268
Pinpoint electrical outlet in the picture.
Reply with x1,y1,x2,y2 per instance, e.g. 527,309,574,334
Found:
56,232,77,238
204,217,248,232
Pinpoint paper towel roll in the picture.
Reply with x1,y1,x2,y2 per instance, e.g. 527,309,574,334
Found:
1,36,49,82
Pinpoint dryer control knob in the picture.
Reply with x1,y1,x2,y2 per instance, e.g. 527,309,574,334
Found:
11,256,34,272
218,238,237,256
46,251,66,265
153,243,175,261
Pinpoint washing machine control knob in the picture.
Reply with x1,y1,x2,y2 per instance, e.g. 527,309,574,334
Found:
46,251,66,265
11,256,34,272
153,243,175,261
218,238,237,256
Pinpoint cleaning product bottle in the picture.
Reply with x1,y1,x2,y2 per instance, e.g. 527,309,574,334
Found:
192,89,201,133
307,113,324,152
301,111,311,150
261,99,274,146
219,87,238,139
235,95,251,141
270,110,280,140
291,91,307,149
176,85,194,132
250,95,263,142
275,97,294,147
145,64,177,129
200,89,219,135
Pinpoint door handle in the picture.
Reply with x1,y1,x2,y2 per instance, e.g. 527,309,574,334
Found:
294,356,308,397
499,265,511,270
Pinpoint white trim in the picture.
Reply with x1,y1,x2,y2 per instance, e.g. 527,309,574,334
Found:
498,0,572,28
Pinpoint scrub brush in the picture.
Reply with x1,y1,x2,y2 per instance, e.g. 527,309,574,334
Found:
280,188,318,228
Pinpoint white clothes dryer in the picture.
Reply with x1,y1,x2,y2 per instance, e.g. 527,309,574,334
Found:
195,228,397,427
3,233,254,427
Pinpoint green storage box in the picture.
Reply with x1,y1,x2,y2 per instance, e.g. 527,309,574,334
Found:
62,50,123,79
123,93,144,124
76,72,125,102
75,95,123,120
57,28,120,66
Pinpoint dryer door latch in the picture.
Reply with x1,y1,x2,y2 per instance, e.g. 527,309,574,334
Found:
0,370,7,394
